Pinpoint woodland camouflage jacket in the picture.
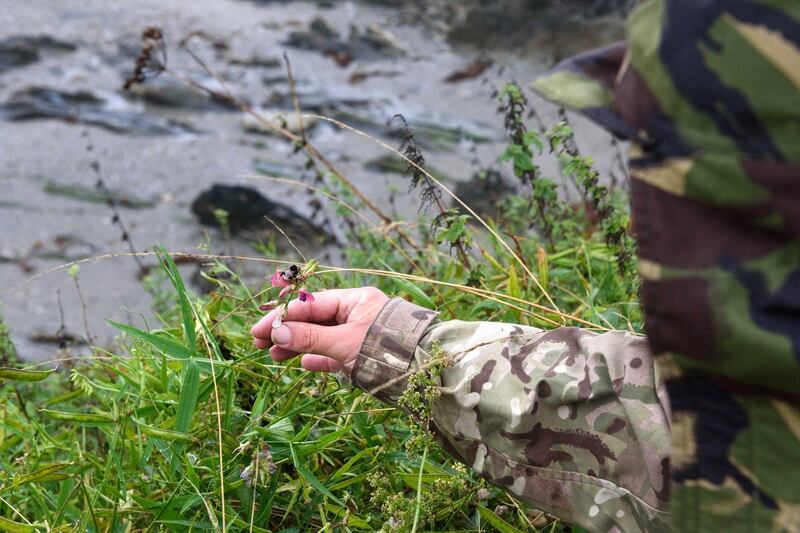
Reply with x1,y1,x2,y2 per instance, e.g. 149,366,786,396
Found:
351,1,800,531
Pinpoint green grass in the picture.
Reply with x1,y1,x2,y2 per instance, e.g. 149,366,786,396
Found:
0,82,640,531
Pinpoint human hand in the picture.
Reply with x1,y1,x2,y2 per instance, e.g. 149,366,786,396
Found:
250,287,389,373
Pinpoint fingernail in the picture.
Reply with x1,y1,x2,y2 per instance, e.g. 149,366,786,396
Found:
272,325,291,346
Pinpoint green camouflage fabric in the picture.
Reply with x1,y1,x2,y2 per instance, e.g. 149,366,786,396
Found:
352,298,672,531
529,0,800,531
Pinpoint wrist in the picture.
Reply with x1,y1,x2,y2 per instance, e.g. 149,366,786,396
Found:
350,298,438,403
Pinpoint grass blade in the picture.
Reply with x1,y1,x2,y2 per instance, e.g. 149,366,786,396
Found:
175,362,200,434
477,505,526,533
157,247,197,353
0,516,37,533
107,320,193,359
13,463,72,487
289,443,344,506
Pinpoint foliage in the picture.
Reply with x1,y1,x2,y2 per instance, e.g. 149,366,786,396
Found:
0,79,640,531
0,304,16,367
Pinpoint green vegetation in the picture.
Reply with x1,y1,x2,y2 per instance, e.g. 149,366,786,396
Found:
0,83,640,531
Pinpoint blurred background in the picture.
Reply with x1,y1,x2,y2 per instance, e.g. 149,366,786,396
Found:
0,0,630,361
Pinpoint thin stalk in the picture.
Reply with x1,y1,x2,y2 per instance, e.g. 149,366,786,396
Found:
305,114,562,317
411,438,430,533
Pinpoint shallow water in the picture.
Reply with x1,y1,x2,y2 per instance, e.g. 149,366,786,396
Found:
0,0,623,361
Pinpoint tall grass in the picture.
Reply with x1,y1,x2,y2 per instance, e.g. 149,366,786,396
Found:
0,33,639,531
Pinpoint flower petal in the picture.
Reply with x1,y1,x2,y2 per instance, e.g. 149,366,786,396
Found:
298,289,314,302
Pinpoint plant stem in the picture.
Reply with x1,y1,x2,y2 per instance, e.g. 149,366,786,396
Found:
411,437,430,533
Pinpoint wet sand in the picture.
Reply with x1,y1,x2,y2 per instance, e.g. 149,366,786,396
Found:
0,0,623,361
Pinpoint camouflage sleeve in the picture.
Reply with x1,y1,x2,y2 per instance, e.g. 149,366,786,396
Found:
351,298,671,532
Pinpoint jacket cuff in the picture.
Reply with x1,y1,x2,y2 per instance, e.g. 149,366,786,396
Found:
351,298,438,404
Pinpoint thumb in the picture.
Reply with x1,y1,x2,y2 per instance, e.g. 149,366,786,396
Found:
271,322,361,364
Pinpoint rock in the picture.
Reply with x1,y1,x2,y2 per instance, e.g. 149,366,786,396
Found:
190,184,332,245
43,181,158,209
0,35,76,73
444,0,629,48
348,69,401,85
284,17,405,66
385,115,502,152
227,54,281,68
365,154,454,183
0,86,198,135
125,78,237,111
444,57,493,83
330,110,501,152
284,17,339,51
253,159,310,180
241,108,318,135
264,87,375,113
452,170,519,220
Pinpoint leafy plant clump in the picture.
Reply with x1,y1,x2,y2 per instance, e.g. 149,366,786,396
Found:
1,73,639,531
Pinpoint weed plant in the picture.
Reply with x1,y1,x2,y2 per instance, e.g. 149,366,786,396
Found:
0,30,640,531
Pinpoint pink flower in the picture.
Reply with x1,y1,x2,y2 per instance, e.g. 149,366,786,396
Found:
298,289,314,302
259,301,278,311
270,269,290,288
279,286,292,299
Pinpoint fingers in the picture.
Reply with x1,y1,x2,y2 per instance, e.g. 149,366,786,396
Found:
301,354,344,372
269,348,346,373
271,322,361,364
250,289,352,340
269,345,295,362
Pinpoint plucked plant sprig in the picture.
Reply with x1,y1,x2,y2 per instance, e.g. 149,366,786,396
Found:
498,83,566,247
548,119,638,287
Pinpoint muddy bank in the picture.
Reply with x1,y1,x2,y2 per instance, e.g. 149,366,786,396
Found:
0,0,624,361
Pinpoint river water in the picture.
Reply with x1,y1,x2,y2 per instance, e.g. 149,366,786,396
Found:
0,0,624,361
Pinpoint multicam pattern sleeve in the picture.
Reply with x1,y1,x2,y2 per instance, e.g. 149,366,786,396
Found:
352,298,671,532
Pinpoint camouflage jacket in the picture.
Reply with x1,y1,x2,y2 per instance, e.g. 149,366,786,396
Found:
352,299,672,531
352,1,800,532
531,0,800,531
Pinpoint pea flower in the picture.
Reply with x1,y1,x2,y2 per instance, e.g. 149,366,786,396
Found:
298,289,314,302
270,269,290,288
260,263,317,327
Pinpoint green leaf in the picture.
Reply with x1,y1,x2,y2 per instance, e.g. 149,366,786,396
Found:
40,409,115,424
289,442,344,506
157,248,197,353
262,416,295,441
107,320,193,359
390,277,435,309
477,505,526,533
0,516,38,533
0,368,53,382
175,362,200,434
14,463,72,486
507,266,522,322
